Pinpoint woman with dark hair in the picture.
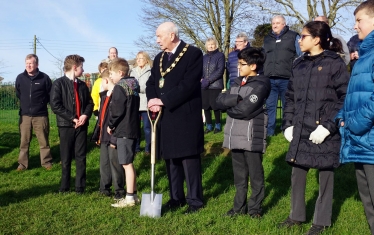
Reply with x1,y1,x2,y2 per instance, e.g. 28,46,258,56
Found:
201,37,225,133
278,21,350,235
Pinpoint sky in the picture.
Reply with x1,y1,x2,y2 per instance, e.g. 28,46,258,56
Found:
1,0,149,82
1,0,358,83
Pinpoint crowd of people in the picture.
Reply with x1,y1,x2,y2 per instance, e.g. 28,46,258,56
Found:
13,1,374,234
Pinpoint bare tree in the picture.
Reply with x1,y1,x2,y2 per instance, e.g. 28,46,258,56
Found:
255,0,361,30
49,53,65,80
137,0,257,59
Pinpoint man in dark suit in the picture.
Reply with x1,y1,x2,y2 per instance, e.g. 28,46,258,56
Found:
146,22,204,214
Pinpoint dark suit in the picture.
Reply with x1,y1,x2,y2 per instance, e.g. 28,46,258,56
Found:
146,41,204,208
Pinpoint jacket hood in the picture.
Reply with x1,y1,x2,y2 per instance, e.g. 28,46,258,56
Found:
359,30,374,56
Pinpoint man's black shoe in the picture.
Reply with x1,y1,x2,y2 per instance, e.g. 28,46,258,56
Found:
224,208,244,217
184,205,202,214
163,199,186,210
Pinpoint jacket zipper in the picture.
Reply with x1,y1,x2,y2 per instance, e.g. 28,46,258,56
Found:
229,119,235,149
29,80,32,114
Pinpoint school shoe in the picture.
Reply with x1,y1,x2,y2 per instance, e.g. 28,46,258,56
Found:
163,199,186,210
249,213,262,219
114,192,124,200
184,205,202,214
134,195,141,204
111,197,136,208
224,208,245,217
305,224,326,235
278,217,302,228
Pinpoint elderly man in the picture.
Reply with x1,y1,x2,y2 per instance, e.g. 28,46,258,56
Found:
263,15,302,137
146,22,204,214
15,54,53,171
102,47,118,63
314,16,350,65
226,32,250,88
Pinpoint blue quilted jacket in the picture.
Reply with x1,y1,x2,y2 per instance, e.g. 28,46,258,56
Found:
337,30,374,164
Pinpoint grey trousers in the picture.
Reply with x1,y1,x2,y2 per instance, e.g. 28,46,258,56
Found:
290,165,334,226
355,163,374,235
18,116,52,168
231,150,264,215
100,143,125,194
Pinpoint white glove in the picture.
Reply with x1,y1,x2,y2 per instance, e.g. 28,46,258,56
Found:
309,125,330,144
284,126,294,142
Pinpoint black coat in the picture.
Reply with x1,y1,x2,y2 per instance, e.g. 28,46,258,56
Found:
146,41,204,159
15,69,52,117
202,49,225,90
50,76,93,127
282,50,350,169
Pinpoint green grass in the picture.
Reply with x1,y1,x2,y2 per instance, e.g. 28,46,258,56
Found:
0,113,369,234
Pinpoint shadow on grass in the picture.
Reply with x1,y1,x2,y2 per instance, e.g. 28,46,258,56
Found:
264,150,291,213
0,132,19,159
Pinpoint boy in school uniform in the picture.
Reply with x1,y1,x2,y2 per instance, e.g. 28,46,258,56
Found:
337,1,374,233
216,47,270,218
91,69,125,199
50,54,93,194
106,58,141,207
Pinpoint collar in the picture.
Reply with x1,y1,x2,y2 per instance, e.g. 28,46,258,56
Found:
170,41,181,54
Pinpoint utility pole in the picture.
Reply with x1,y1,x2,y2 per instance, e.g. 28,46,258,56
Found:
34,35,36,54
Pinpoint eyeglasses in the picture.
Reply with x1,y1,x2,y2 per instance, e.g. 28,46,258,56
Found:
237,62,248,67
300,34,312,40
235,40,244,43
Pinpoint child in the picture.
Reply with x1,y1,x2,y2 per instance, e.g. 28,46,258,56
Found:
216,47,270,218
337,1,374,234
91,69,125,199
106,58,141,207
91,62,109,117
279,21,349,235
50,54,94,194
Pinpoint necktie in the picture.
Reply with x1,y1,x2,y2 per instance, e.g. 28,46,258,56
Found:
74,81,81,118
167,52,173,61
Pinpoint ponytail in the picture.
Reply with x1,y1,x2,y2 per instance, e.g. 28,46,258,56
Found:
329,37,344,54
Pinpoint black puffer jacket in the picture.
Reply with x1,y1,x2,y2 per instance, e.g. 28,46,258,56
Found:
282,50,350,169
15,69,52,116
50,76,93,127
202,49,225,90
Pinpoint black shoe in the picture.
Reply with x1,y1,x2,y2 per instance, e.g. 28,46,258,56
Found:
57,188,70,194
184,205,202,214
99,190,111,197
163,199,186,210
213,129,221,134
224,208,244,217
204,129,212,134
114,192,125,200
305,224,326,235
249,213,262,219
75,187,84,195
278,217,302,228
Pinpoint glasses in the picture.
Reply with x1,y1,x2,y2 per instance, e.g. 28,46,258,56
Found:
235,40,244,43
300,34,312,40
237,62,248,67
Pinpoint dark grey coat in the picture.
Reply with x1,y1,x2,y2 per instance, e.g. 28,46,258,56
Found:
216,75,271,152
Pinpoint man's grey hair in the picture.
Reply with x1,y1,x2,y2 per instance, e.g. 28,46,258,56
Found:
166,24,179,38
272,15,286,25
236,32,248,42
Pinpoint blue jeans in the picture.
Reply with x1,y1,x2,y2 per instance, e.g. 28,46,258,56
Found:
266,78,289,136
136,111,151,153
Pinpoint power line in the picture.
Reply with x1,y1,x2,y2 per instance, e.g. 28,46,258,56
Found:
36,38,60,61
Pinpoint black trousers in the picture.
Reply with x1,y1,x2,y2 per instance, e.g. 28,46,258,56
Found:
165,154,204,208
290,165,334,226
231,150,264,215
58,126,87,191
100,143,125,194
355,163,374,235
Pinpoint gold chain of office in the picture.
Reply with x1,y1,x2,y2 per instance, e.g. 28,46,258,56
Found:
159,44,189,78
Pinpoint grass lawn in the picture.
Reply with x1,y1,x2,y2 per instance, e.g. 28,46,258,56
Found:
0,112,370,234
